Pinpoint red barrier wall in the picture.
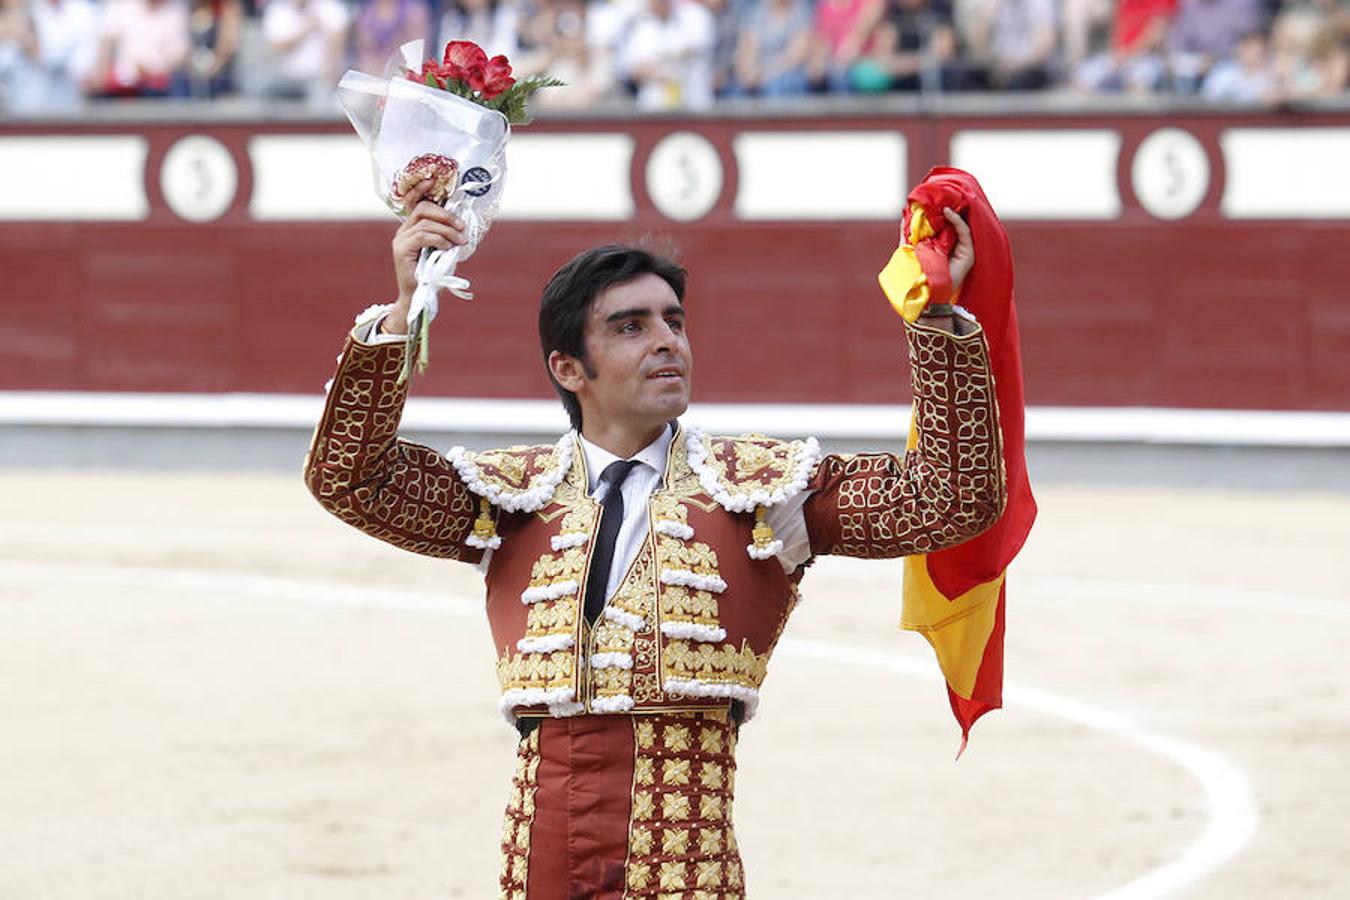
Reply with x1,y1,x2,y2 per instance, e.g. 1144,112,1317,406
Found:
3,111,1348,411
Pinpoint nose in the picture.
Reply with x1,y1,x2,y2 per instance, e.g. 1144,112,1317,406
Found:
651,318,680,351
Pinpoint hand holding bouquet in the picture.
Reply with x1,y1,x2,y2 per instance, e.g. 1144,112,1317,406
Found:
338,39,562,382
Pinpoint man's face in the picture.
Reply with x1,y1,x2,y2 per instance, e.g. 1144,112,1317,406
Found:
568,273,692,437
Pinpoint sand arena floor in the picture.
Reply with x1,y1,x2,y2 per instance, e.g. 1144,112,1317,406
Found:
2,469,1347,899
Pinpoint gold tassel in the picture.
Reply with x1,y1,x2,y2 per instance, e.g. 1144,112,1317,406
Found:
472,497,497,544
751,505,776,551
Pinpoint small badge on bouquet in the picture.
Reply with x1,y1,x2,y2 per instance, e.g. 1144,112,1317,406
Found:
337,39,562,383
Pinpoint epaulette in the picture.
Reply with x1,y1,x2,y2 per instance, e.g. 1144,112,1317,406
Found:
447,433,575,513
683,427,822,560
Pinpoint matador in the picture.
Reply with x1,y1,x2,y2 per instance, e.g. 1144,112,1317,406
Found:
304,174,1016,898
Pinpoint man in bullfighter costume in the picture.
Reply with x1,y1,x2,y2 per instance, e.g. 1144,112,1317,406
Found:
304,167,1034,898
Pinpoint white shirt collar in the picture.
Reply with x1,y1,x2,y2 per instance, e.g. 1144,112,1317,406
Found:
578,423,675,492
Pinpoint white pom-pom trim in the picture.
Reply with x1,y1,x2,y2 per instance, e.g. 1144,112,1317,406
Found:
446,432,575,514
498,686,575,720
663,678,761,721
353,302,394,327
548,700,585,717
660,621,727,642
467,533,502,550
746,539,783,560
683,426,821,513
590,694,635,712
516,634,575,654
590,652,634,670
654,520,695,540
602,606,645,631
322,378,334,393
520,580,578,605
550,532,589,551
659,569,727,593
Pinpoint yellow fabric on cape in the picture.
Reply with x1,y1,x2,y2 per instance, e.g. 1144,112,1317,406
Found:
877,204,937,323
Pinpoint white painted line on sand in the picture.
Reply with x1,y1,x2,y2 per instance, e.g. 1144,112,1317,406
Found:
1,560,1259,899
1025,575,1350,621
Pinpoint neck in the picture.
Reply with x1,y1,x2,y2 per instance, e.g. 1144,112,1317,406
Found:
580,420,667,460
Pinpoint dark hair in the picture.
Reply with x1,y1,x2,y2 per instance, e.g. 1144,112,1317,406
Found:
538,244,687,431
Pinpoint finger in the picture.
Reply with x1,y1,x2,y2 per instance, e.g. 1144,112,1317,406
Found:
942,206,970,237
396,178,434,212
405,199,457,227
411,219,467,245
395,230,455,255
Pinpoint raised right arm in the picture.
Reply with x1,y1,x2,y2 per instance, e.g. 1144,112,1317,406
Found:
303,322,485,561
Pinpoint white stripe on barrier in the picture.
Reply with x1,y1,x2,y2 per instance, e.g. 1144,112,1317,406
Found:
950,129,1122,220
733,131,906,220
1221,128,1350,219
497,134,636,221
248,134,388,220
3,392,1350,446
0,136,150,221
247,133,636,222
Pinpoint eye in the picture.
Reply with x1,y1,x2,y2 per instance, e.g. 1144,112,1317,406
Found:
666,317,684,333
618,321,641,334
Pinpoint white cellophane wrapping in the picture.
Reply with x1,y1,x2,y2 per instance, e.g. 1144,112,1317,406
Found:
336,39,510,374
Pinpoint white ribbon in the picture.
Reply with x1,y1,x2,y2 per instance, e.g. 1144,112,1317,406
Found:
404,171,499,333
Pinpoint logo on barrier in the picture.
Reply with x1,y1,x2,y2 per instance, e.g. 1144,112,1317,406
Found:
160,135,237,223
1131,128,1209,221
646,132,723,223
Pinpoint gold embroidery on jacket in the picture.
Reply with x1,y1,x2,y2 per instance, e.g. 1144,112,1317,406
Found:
495,650,576,693
525,546,586,589
663,640,768,687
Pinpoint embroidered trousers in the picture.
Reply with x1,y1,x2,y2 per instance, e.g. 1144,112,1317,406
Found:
499,711,745,899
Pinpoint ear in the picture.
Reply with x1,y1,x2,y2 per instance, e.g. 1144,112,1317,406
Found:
548,350,588,394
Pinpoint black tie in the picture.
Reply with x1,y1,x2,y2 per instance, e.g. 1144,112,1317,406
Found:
584,460,639,626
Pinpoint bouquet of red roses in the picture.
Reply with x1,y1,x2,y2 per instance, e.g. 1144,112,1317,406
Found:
338,39,561,382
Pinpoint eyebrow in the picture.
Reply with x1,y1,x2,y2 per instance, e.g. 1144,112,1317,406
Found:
604,305,685,324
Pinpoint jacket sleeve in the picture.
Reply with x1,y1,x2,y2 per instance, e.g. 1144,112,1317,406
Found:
801,316,1006,559
302,327,485,562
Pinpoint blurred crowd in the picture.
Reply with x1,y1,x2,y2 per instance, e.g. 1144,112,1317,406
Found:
0,0,1346,113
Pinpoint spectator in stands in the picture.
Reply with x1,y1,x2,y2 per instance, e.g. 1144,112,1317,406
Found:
859,0,962,92
88,0,191,97
14,0,101,110
1271,2,1349,98
1061,0,1112,69
1202,28,1276,101
175,0,242,96
439,0,519,57
353,0,431,76
0,0,34,109
1168,0,1264,92
261,0,348,104
728,0,812,96
511,0,622,108
705,0,741,95
1074,0,1175,92
807,0,884,92
619,0,714,109
966,0,1057,89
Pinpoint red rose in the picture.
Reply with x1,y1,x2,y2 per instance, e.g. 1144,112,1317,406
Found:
443,40,488,74
480,54,515,99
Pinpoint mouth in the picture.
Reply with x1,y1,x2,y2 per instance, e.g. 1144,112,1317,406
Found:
645,366,684,381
